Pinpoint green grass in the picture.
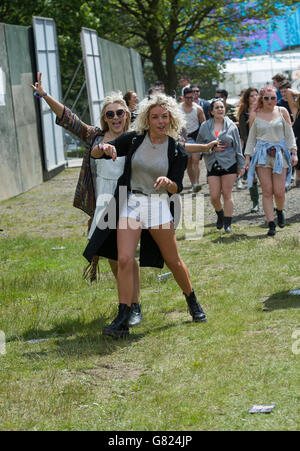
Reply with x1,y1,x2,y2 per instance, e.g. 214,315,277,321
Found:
0,172,300,430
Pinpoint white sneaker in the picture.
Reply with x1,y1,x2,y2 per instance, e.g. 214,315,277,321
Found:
236,178,243,189
192,184,202,193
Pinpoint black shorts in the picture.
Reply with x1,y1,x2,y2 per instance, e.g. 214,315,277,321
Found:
296,144,300,170
207,162,237,177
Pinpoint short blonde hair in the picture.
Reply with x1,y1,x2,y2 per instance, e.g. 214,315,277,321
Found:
133,94,186,140
100,92,131,132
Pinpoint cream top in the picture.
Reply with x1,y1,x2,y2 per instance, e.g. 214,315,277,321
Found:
245,109,296,156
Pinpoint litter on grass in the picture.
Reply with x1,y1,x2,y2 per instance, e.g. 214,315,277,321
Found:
157,272,172,281
25,339,50,344
248,404,276,414
51,246,66,251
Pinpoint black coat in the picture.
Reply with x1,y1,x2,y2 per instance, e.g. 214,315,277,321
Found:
83,131,188,268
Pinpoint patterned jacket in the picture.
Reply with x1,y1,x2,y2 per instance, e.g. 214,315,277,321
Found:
56,106,104,217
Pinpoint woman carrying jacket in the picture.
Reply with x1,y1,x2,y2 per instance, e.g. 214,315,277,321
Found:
31,73,142,327
197,98,245,232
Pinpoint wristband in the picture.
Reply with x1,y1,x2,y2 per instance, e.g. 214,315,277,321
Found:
97,143,104,152
33,91,47,99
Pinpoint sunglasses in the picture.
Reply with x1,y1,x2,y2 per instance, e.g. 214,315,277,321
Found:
192,90,200,93
211,98,225,103
263,96,276,101
105,109,126,119
185,96,194,100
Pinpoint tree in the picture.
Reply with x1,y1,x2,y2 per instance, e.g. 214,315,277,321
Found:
95,0,297,94
0,1,117,115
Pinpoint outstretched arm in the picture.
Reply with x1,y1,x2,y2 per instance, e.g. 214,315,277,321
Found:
184,140,224,154
31,72,64,118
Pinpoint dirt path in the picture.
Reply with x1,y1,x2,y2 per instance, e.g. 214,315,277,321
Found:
182,160,300,229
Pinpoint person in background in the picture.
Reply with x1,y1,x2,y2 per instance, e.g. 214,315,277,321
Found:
286,87,300,187
31,73,143,327
272,73,286,102
245,86,297,236
180,87,206,193
154,81,165,93
197,98,245,232
86,94,222,338
179,76,191,96
124,90,139,123
278,81,293,120
215,88,236,122
236,87,260,211
191,85,211,120
148,86,163,99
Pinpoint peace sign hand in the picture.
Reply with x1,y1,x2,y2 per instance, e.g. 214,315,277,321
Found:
30,72,46,97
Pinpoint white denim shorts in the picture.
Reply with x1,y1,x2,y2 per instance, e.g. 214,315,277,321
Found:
119,192,173,229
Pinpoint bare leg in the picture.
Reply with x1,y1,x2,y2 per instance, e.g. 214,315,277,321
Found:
220,173,237,217
117,217,142,306
149,222,192,295
256,167,274,222
273,169,287,211
108,258,140,303
208,176,222,211
190,153,201,185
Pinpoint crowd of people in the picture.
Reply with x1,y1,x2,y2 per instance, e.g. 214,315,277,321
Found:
31,70,299,338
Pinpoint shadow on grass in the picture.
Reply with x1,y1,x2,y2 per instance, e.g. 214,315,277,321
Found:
262,290,300,311
210,232,268,244
10,316,183,359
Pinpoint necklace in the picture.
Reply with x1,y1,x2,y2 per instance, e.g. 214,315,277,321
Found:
148,133,167,150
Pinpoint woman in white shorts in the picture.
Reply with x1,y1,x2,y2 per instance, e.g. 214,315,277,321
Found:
86,94,222,338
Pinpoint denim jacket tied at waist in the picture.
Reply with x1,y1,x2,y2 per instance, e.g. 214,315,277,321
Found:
247,139,292,189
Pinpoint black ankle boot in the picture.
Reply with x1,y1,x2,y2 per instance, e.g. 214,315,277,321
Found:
267,221,276,236
276,209,286,228
249,184,259,213
184,290,207,322
128,303,143,327
216,209,224,230
224,216,232,233
103,303,131,338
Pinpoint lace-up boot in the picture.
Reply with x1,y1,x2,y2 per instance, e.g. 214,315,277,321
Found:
184,290,207,322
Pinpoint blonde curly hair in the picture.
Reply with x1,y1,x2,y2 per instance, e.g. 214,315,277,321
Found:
133,93,186,140
100,91,131,132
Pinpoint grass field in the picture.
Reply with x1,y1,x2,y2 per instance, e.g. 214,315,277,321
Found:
0,169,300,431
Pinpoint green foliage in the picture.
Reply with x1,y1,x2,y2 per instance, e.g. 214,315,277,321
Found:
97,0,296,92
0,0,297,100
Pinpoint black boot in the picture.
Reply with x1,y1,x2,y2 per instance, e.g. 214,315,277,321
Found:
276,209,286,228
128,303,143,327
249,183,259,213
184,290,207,322
216,209,224,230
103,303,131,338
224,216,232,233
267,221,276,236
